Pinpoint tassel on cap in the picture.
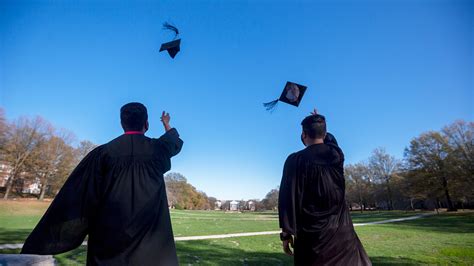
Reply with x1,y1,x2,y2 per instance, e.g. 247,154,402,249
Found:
263,99,279,112
162,22,179,39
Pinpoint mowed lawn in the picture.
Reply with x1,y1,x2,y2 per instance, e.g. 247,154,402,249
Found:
1,200,473,265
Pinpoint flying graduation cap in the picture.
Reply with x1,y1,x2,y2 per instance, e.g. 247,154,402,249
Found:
159,22,181,59
263,81,307,111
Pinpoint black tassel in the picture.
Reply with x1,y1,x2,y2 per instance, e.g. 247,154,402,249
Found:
162,22,179,39
263,99,279,112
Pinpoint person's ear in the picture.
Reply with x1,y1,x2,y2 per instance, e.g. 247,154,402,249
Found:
144,121,149,132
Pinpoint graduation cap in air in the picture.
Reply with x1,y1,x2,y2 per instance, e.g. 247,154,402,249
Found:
263,81,307,111
159,22,181,59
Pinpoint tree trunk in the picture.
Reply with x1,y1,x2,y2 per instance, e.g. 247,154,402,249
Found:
3,178,13,199
435,198,440,214
38,180,47,201
3,172,17,200
386,178,394,210
410,198,414,211
442,176,457,211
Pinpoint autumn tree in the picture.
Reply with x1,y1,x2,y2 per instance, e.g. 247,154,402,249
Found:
27,132,76,200
2,117,51,199
164,172,211,210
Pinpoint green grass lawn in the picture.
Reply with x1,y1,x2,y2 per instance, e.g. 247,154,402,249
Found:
1,201,473,265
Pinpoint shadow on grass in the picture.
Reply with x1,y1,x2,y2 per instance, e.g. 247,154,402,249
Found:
383,212,474,234
176,240,292,265
0,247,450,266
0,228,31,244
371,256,425,265
176,241,434,266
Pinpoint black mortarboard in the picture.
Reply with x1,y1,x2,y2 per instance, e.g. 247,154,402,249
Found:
160,22,181,59
263,81,307,111
159,39,181,59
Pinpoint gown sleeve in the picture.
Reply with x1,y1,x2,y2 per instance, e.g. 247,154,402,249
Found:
151,128,184,174
325,132,344,167
155,128,183,158
21,146,106,255
324,132,339,147
278,153,298,236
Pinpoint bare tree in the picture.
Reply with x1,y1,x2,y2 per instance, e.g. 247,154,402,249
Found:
0,108,7,149
345,163,373,212
74,140,97,164
368,148,401,210
2,117,51,199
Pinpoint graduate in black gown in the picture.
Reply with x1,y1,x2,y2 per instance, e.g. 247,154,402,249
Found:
278,110,371,266
21,102,183,266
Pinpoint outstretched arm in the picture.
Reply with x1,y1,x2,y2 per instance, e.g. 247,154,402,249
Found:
155,111,183,159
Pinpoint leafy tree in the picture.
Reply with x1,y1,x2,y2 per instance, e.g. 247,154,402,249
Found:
261,188,279,210
164,172,211,210
441,120,474,205
27,134,75,200
404,131,457,211
208,196,217,209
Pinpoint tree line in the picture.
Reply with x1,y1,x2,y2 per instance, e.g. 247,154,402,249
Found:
345,120,473,212
2,108,471,212
259,120,473,212
0,109,218,208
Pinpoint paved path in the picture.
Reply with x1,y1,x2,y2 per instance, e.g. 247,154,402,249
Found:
0,213,435,250
0,254,55,265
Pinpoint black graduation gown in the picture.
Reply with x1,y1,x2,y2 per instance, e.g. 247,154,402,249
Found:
278,133,371,266
21,128,183,266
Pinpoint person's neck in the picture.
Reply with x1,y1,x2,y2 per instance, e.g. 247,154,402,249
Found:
124,130,145,135
305,138,324,146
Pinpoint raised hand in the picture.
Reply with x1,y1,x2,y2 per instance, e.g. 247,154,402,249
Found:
310,108,318,115
160,111,172,131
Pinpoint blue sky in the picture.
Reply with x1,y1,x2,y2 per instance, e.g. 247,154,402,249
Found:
1,0,472,200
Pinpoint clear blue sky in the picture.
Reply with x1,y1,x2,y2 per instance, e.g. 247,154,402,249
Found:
1,0,472,200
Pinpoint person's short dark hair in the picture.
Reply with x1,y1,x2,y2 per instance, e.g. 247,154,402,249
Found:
120,102,148,131
301,114,326,139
